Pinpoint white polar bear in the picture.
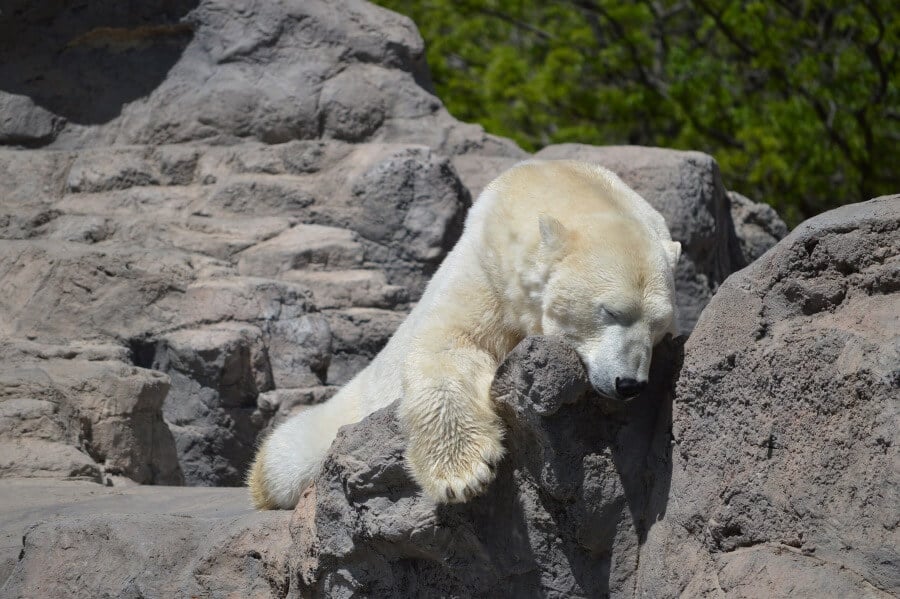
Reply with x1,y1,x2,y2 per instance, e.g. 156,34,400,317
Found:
248,159,680,509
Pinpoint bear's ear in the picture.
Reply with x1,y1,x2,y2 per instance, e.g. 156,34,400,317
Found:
665,240,682,270
538,214,570,256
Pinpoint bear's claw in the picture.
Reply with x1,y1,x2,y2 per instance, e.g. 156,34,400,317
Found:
421,446,503,504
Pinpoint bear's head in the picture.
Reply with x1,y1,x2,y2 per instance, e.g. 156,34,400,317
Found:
538,213,679,400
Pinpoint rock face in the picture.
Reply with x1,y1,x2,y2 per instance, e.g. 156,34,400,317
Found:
636,196,899,598
0,0,811,594
0,0,517,155
727,190,790,265
0,341,181,486
0,0,780,490
0,480,292,598
293,335,682,598
0,140,472,486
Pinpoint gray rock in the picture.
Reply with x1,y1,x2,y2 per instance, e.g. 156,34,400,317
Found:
0,440,101,483
0,141,468,486
280,269,407,310
236,224,367,278
294,335,682,598
728,190,790,264
324,308,407,385
0,340,181,485
0,0,522,159
265,315,332,389
0,92,62,146
636,195,900,597
144,323,274,486
66,145,200,192
0,479,291,598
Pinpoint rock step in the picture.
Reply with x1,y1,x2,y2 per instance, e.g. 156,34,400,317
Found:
280,268,407,309
236,223,365,278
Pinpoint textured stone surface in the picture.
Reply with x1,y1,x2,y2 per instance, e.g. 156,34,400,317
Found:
727,190,790,265
293,335,682,598
0,0,519,156
0,0,777,490
0,479,291,598
0,140,469,486
0,340,181,485
636,196,899,598
0,0,892,597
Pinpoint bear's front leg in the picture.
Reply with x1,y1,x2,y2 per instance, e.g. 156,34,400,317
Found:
399,343,506,503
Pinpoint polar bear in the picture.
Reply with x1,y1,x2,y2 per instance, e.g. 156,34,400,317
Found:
248,159,680,509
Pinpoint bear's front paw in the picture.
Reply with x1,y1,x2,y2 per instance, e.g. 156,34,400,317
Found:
409,435,505,504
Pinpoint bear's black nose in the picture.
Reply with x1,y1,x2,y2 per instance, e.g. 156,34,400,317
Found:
615,377,647,399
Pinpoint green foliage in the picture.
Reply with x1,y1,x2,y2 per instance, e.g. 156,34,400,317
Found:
377,0,899,224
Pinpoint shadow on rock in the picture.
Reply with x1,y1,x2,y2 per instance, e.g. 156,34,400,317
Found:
0,0,198,129
292,335,682,598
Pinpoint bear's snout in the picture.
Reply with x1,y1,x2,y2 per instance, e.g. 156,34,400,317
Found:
614,377,647,399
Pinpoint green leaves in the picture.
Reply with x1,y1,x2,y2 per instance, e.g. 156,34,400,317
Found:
378,0,899,225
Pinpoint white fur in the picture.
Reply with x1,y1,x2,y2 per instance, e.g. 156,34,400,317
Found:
250,160,679,508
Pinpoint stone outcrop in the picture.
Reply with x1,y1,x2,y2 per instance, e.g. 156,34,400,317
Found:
0,140,472,486
1,0,845,596
636,196,899,598
0,340,181,485
0,0,782,489
292,335,682,598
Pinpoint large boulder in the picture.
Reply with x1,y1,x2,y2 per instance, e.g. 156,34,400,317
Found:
636,196,899,597
292,335,682,598
0,0,520,157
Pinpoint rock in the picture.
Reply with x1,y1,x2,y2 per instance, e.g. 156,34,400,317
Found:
265,316,332,389
0,0,521,158
65,145,200,192
293,335,682,597
0,240,225,341
636,196,900,597
176,277,313,325
0,92,61,147
144,323,273,486
0,479,291,597
728,190,790,264
236,224,367,278
324,308,407,385
0,142,468,486
0,441,101,483
0,340,181,485
280,269,407,310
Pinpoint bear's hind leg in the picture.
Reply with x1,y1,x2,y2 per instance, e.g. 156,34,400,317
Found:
400,344,505,503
